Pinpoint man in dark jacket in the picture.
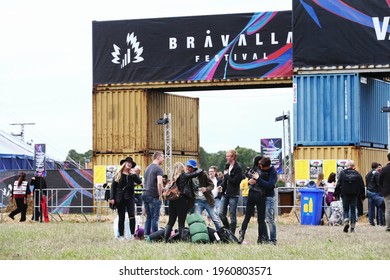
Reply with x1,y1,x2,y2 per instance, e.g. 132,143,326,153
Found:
379,152,390,232
219,149,243,235
186,159,222,230
366,162,380,226
335,160,365,233
30,171,47,222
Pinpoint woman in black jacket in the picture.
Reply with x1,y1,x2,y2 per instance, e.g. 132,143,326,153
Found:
238,156,266,244
163,162,202,242
109,157,142,240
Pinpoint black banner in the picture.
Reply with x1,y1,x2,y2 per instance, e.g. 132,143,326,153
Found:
93,12,292,84
293,0,390,68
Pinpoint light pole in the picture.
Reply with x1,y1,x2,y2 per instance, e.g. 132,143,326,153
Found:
155,113,172,180
275,110,298,222
275,111,292,187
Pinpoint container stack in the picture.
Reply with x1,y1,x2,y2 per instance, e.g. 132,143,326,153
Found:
92,86,200,174
293,73,390,180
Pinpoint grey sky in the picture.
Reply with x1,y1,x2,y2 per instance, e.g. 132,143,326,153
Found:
0,0,293,159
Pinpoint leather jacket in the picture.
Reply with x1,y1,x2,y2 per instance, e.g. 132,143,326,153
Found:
110,173,142,203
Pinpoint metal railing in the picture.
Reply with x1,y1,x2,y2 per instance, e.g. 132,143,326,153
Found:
1,186,333,224
0,187,114,223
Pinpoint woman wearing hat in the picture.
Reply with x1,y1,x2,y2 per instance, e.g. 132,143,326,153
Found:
109,157,142,240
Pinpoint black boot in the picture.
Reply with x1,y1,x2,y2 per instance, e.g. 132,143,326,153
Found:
257,236,265,244
178,227,183,241
219,213,230,229
238,230,245,244
164,225,172,243
230,222,237,235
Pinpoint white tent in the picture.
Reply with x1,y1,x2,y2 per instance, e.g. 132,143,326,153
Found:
0,129,60,170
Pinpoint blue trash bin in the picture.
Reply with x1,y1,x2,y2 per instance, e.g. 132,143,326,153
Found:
299,188,324,225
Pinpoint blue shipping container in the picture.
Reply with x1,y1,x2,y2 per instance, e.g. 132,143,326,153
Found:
293,73,390,148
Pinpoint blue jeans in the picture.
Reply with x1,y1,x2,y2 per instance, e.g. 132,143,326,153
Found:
265,196,277,242
206,197,221,218
367,190,385,225
214,197,221,216
385,195,390,231
342,195,358,226
195,199,221,230
142,195,161,235
220,195,239,229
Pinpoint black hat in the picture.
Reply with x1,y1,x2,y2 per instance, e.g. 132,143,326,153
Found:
120,157,136,168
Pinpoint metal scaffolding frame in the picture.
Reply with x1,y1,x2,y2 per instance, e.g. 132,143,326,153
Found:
156,113,172,180
275,110,299,222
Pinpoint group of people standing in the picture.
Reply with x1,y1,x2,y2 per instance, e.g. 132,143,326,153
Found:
316,157,390,233
109,149,279,245
365,156,390,233
8,171,47,222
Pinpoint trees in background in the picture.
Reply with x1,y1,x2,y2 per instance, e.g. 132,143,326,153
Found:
66,149,92,167
69,146,259,172
200,146,259,174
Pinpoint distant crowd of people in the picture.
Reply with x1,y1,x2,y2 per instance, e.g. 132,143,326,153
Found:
312,158,390,233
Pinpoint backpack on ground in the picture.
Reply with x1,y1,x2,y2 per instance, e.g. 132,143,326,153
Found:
186,213,210,243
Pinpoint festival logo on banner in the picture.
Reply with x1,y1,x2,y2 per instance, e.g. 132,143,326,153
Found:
93,11,292,84
34,144,46,177
111,32,144,69
261,138,283,174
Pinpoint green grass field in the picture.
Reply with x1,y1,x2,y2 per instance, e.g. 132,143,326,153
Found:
1,212,389,260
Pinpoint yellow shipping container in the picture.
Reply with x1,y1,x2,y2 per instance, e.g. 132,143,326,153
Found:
93,88,199,155
294,146,388,182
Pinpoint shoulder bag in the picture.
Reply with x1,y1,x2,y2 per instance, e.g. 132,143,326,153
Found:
163,181,180,201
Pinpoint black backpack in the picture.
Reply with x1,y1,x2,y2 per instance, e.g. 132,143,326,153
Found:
216,227,239,243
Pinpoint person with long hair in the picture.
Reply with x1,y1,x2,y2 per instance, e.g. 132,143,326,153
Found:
238,155,263,244
238,156,277,244
325,172,337,206
163,162,202,242
9,172,31,222
109,157,141,240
